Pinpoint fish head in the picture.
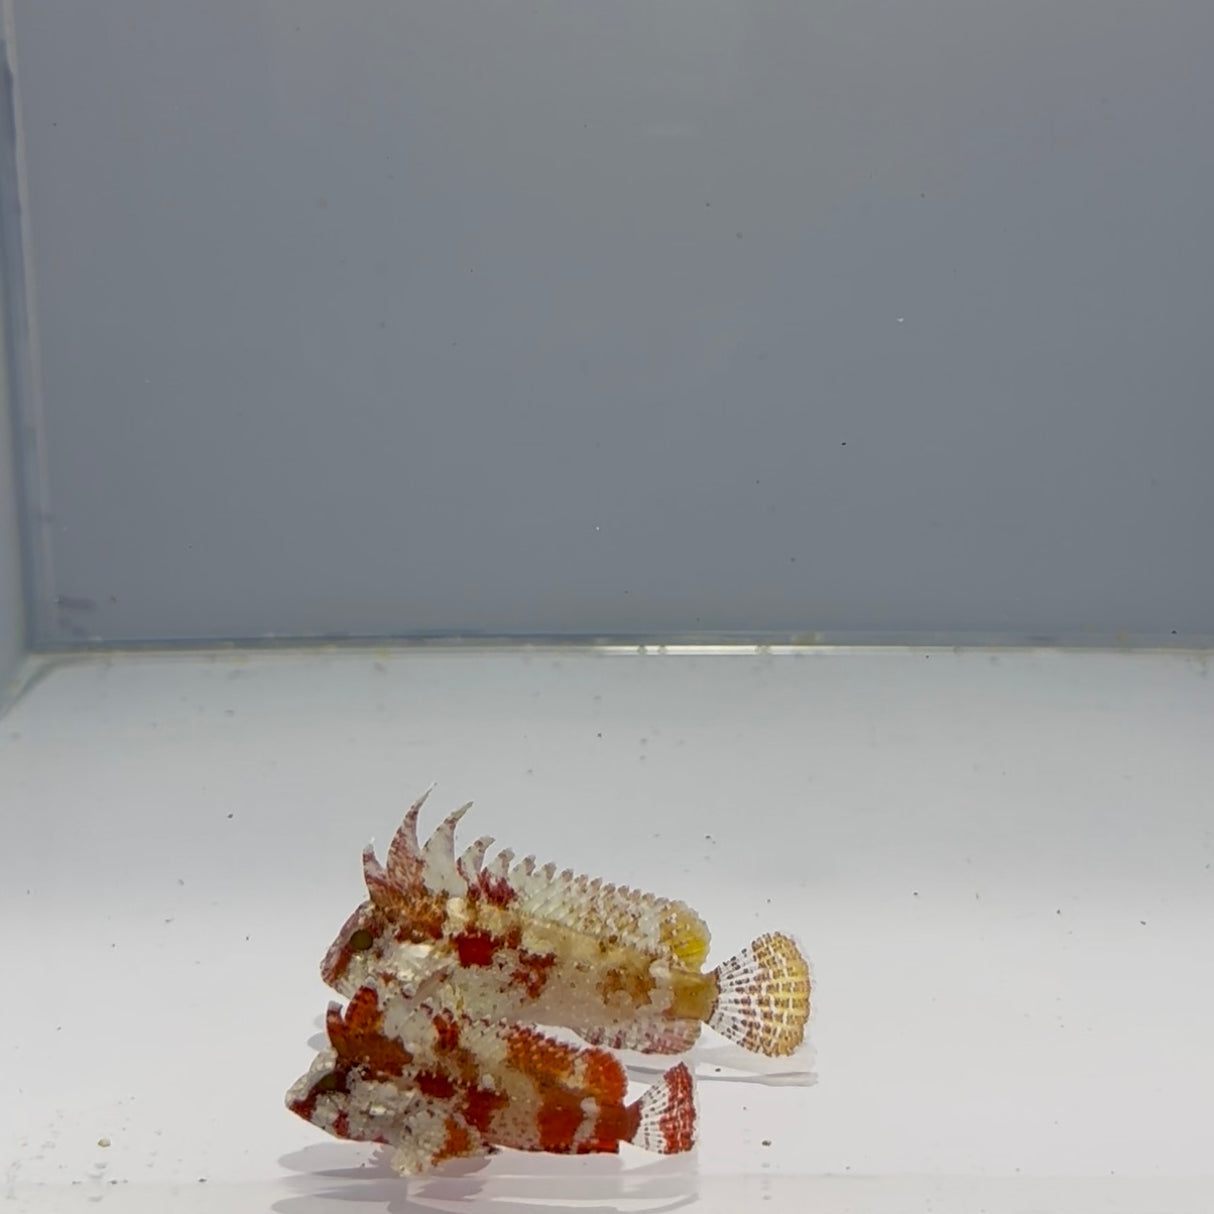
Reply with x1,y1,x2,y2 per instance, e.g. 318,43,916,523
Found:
321,900,392,995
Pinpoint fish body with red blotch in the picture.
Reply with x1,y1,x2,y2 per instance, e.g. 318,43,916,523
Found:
285,975,696,1175
321,790,811,1058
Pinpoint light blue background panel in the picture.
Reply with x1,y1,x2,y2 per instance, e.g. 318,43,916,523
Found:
12,1,1214,644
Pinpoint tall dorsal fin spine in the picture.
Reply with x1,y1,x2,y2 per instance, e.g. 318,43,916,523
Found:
458,835,494,883
478,846,516,904
387,786,433,889
362,842,395,907
483,847,514,881
421,804,472,894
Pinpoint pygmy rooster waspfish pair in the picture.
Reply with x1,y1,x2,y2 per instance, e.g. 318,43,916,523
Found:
286,789,811,1174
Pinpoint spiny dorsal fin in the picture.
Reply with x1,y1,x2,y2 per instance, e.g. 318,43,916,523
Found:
379,797,711,969
420,803,472,894
500,1022,628,1104
458,835,494,883
362,842,395,908
382,790,476,899
386,786,434,890
496,848,711,970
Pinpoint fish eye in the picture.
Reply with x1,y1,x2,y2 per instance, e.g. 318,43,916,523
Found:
348,928,374,952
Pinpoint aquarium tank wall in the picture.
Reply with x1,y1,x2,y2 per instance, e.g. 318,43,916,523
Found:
3,0,1212,659
2,7,1214,1213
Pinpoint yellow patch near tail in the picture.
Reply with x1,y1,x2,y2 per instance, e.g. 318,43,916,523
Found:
707,932,811,1057
661,905,712,970
508,859,713,972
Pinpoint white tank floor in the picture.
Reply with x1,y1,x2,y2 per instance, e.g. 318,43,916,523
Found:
3,645,1212,1213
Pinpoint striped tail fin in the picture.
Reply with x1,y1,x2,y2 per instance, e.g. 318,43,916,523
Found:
629,1062,696,1154
707,932,811,1057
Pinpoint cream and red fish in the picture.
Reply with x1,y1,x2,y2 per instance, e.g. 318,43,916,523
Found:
285,976,696,1175
321,790,811,1058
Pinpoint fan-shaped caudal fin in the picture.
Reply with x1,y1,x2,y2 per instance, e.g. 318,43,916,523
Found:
707,932,811,1057
386,786,435,889
630,1063,696,1154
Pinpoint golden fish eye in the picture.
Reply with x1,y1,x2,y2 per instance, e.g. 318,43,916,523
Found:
348,928,374,952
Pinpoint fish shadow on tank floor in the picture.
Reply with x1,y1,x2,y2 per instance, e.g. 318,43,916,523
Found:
275,1142,699,1213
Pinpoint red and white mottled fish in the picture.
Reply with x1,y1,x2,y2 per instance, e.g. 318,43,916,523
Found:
285,976,696,1175
321,790,811,1058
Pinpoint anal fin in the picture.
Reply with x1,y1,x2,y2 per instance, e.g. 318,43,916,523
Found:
580,1016,702,1055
